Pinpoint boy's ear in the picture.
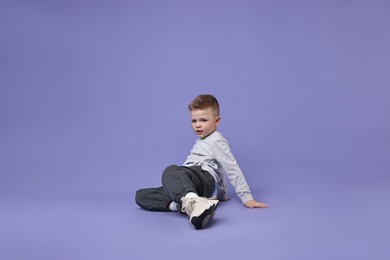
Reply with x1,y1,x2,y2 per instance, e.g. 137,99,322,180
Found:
215,116,221,126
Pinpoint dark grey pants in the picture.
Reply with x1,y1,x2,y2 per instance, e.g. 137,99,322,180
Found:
135,164,215,211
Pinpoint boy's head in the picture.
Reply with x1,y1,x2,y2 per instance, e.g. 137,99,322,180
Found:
188,94,220,139
188,94,220,117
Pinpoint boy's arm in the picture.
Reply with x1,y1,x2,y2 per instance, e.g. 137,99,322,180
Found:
213,139,268,207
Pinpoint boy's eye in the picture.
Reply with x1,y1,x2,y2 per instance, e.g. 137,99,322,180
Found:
191,119,207,123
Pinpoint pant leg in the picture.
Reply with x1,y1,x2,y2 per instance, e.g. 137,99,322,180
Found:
135,164,215,212
135,187,172,211
187,166,215,198
162,164,215,203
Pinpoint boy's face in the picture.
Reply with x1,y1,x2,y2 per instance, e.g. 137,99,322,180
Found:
190,107,220,139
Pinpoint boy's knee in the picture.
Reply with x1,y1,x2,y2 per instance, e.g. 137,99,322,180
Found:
135,189,143,204
163,164,180,173
162,164,180,178
135,188,151,205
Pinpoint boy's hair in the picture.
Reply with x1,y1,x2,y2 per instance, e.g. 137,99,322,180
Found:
188,94,220,116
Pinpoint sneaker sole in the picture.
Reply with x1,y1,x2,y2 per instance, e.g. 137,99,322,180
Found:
190,202,218,230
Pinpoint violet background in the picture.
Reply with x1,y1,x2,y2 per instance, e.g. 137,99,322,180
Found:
1,0,389,259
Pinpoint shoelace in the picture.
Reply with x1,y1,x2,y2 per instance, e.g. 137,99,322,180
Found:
182,200,196,215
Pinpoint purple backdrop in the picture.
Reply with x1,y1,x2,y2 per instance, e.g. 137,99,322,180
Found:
1,1,389,260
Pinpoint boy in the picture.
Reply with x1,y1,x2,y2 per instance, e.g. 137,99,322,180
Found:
135,94,268,229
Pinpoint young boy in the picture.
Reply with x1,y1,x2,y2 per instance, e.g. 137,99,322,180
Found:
135,94,268,229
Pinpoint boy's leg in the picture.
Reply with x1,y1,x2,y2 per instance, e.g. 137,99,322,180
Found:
135,187,172,211
161,164,215,203
162,165,219,229
135,165,214,212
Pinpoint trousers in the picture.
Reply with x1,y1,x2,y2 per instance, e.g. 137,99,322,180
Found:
135,164,215,211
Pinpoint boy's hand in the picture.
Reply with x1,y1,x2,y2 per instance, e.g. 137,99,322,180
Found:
244,199,269,208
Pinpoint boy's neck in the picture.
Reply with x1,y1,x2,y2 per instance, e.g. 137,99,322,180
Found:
200,130,217,140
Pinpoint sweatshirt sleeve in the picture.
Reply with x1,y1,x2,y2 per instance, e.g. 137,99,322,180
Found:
213,139,254,204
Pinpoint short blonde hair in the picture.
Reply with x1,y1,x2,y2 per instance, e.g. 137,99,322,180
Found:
188,94,220,116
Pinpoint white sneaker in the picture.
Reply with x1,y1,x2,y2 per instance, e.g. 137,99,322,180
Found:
181,197,219,229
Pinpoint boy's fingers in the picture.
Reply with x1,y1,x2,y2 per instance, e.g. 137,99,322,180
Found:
258,203,269,208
